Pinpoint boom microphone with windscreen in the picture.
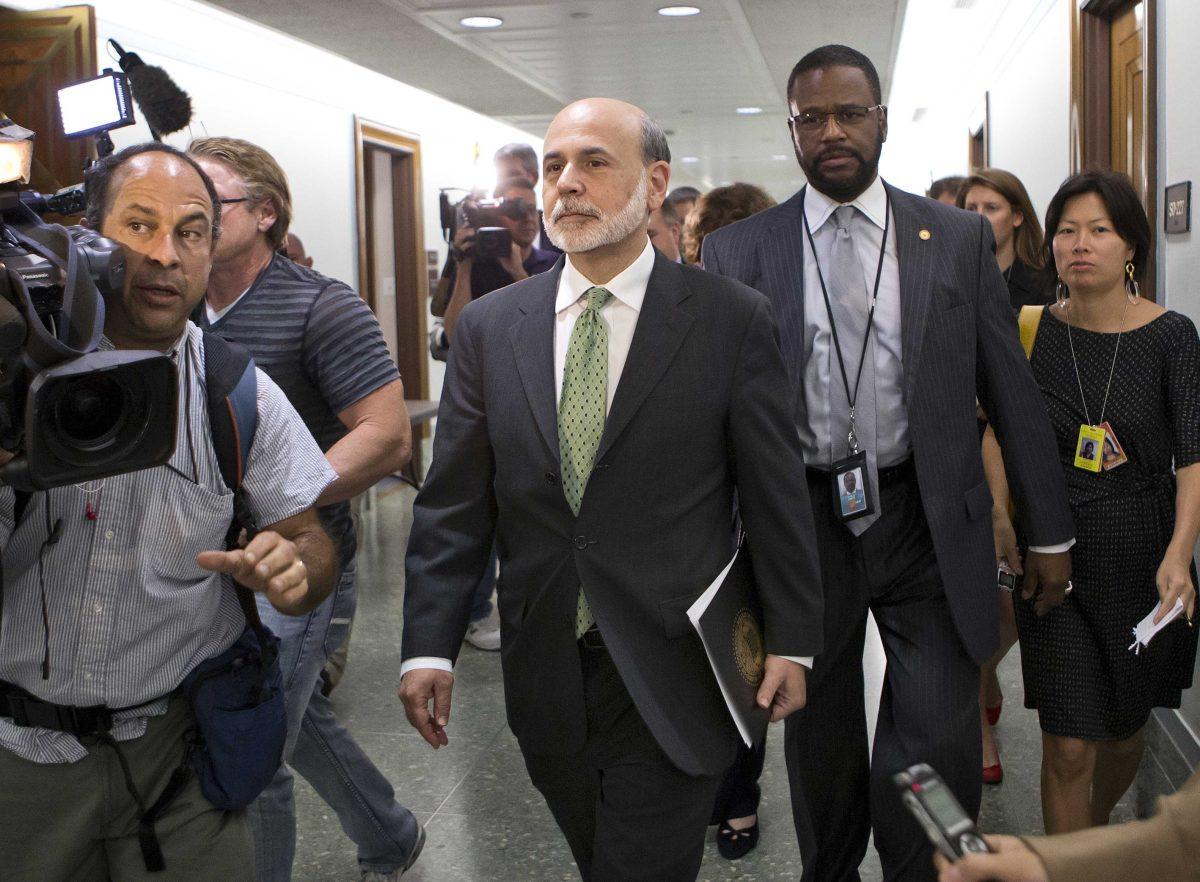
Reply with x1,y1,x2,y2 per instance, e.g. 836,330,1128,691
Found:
108,39,192,140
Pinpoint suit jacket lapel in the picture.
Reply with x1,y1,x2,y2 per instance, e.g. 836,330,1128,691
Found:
509,262,563,462
890,185,935,405
594,253,695,464
761,191,809,392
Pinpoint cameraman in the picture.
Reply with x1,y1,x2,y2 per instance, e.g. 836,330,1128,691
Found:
442,178,558,343
0,143,338,878
188,136,422,881
494,142,560,255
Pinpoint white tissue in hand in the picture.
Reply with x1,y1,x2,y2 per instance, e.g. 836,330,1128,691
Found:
1129,598,1186,654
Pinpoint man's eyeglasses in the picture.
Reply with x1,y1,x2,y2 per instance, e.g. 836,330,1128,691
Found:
788,105,885,132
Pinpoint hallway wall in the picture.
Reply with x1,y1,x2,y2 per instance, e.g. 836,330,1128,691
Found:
1160,0,1200,317
984,0,1071,225
884,0,1069,216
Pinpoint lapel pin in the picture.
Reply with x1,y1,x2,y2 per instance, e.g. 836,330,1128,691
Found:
919,229,932,241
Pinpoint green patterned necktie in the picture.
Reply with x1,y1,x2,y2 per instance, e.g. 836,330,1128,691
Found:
559,286,613,637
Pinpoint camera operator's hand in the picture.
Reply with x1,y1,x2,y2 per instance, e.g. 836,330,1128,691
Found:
197,530,311,615
497,240,529,283
451,224,476,264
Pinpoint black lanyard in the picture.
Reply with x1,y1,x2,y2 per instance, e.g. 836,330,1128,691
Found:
801,186,891,449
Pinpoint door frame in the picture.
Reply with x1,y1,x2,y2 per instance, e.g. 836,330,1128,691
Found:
353,116,429,400
1070,1,1157,190
1070,0,1157,294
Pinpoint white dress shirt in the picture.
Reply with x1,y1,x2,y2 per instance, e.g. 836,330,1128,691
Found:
402,240,812,676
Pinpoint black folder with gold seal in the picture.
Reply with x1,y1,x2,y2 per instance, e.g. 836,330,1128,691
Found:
687,541,770,748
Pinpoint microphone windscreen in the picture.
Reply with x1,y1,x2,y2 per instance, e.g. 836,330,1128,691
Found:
126,64,192,137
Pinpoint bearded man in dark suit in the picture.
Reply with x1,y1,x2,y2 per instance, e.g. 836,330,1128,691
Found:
703,44,1075,882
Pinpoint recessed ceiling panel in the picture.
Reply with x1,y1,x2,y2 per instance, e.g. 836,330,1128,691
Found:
206,0,905,200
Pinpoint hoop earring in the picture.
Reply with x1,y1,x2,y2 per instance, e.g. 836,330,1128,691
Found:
1125,261,1140,304
1056,279,1069,308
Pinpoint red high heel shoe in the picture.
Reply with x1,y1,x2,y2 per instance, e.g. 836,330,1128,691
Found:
986,696,1003,727
982,760,1004,785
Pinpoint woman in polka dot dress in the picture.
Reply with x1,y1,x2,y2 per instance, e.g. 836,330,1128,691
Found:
986,170,1200,836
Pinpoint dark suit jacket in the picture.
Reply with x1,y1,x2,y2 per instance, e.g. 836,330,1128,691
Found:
702,185,1073,664
402,250,823,777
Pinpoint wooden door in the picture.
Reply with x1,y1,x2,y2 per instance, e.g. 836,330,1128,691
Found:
354,118,430,475
1110,3,1146,203
969,128,986,172
0,6,96,193
1071,0,1157,297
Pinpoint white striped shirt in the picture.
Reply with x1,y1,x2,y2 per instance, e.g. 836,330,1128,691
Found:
0,323,336,763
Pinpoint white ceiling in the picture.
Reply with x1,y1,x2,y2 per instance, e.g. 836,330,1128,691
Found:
205,0,907,200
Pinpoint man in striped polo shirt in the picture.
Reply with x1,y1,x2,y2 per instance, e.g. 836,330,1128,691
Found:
189,137,420,882
0,143,339,879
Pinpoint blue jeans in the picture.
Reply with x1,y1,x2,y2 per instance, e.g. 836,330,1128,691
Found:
248,564,421,879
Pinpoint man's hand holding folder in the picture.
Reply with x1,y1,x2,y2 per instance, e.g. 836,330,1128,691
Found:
758,656,808,722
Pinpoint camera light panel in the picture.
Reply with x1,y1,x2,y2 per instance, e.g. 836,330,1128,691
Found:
58,72,135,139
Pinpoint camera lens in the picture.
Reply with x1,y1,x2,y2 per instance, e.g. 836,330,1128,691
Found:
54,374,125,444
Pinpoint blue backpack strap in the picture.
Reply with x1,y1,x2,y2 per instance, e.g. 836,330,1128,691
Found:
202,331,257,494
201,331,268,638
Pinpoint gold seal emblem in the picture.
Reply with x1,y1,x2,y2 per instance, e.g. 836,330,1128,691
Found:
919,229,932,240
732,609,765,686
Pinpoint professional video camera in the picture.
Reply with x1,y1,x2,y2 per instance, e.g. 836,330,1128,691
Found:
0,74,177,491
439,189,530,260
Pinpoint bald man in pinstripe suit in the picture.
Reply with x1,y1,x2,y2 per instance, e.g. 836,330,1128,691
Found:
703,45,1075,881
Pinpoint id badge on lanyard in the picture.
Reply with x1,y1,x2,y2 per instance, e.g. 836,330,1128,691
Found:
1066,300,1130,475
801,186,891,526
1074,424,1106,473
832,449,874,523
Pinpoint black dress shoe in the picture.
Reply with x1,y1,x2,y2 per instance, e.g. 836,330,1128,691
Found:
717,817,760,860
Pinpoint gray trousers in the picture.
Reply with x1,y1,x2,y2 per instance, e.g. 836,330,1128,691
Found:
0,693,253,881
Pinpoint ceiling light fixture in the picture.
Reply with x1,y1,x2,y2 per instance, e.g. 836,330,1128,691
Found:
736,106,763,115
460,15,503,28
681,156,700,163
771,154,789,161
658,6,701,17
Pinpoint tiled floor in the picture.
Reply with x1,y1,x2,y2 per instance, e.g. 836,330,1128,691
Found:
293,487,1170,880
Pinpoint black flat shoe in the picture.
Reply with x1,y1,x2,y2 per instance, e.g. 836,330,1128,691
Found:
717,818,760,860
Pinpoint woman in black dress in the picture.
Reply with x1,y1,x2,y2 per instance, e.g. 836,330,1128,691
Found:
986,171,1200,834
960,168,1053,785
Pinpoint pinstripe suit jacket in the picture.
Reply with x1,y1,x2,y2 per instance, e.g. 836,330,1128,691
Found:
402,251,823,775
702,183,1073,663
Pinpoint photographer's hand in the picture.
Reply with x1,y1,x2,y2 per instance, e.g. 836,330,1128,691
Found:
445,226,479,342
197,529,310,615
497,241,529,282
452,224,476,264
